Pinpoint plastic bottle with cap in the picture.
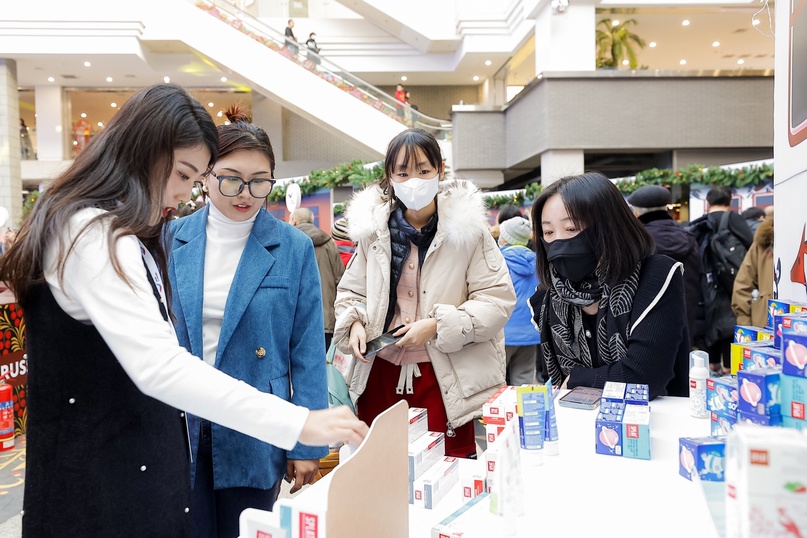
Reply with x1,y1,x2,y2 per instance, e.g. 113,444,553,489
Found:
689,350,709,418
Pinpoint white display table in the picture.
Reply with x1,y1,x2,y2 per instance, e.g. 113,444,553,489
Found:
409,395,720,538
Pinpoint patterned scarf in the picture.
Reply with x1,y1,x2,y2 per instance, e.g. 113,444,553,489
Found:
539,263,642,385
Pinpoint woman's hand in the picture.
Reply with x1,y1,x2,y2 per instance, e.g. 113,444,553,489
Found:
285,459,320,494
348,320,369,363
395,318,437,348
298,406,369,448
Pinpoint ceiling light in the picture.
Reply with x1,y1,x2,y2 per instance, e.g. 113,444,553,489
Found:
400,76,407,81
220,76,227,82
80,112,87,118
680,59,687,65
97,122,104,127
47,76,55,82
223,121,230,126
110,102,117,108
485,60,492,66
612,20,620,26
105,77,113,83
473,75,480,81
737,59,745,64
83,61,91,67
752,19,760,26
208,102,214,108
217,111,223,117
622,60,629,66
712,41,720,47
682,20,690,26
163,76,171,83
649,42,657,48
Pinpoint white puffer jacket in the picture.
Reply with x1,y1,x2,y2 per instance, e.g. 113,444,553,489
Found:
333,180,516,430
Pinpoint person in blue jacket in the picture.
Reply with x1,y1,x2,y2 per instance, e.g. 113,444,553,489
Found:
168,106,328,538
498,215,540,384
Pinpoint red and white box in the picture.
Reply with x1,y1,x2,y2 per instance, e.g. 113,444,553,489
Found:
411,456,460,509
408,431,445,481
482,386,517,426
408,407,429,443
462,473,487,501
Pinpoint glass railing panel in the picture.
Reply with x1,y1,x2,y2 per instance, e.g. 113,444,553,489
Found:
193,0,452,140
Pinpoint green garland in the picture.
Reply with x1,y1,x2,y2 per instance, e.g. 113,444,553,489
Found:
268,161,383,203
611,163,773,195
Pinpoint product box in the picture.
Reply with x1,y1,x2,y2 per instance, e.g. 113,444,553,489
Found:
737,367,781,417
461,474,487,501
431,493,491,538
622,404,651,460
408,431,445,481
767,299,796,329
679,436,726,482
731,341,774,374
737,411,782,427
485,423,505,445
734,325,774,344
408,407,428,443
770,302,807,346
725,424,807,538
782,415,807,431
482,385,517,426
711,412,737,436
625,383,650,405
742,345,781,371
782,317,807,378
707,376,739,421
780,374,807,422
239,508,287,538
601,381,627,403
516,385,545,451
595,401,625,456
776,312,807,350
410,456,459,509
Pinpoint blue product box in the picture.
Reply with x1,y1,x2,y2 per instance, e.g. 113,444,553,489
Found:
601,381,626,403
742,345,781,371
710,412,736,436
737,367,781,417
782,415,807,431
775,312,807,350
734,325,774,344
621,404,651,460
737,411,782,427
768,299,792,330
625,384,649,405
782,318,807,378
516,386,545,450
595,401,625,456
707,376,738,421
780,373,807,421
678,437,726,482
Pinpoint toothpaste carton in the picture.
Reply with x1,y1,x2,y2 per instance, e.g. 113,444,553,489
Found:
485,423,505,445
410,456,459,509
625,383,650,405
707,376,739,421
461,474,487,501
742,345,781,371
734,325,774,344
711,411,737,436
782,317,807,378
725,424,807,538
737,368,781,417
595,401,625,457
780,373,807,422
775,312,807,350
408,431,445,481
601,381,627,403
622,404,651,460
515,385,545,451
408,407,429,443
737,411,782,427
275,472,333,538
482,385,517,426
679,436,726,482
430,493,491,538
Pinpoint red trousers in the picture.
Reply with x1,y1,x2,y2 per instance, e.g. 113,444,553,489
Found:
357,358,476,458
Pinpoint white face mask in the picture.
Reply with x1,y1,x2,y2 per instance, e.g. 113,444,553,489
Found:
391,173,439,211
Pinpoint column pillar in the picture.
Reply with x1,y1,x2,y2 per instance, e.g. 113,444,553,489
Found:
251,93,284,167
540,149,584,187
534,0,596,73
0,59,22,227
34,85,70,161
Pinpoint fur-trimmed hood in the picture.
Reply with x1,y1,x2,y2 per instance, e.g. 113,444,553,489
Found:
345,179,490,250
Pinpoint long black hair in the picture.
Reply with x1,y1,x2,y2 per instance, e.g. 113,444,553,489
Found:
531,172,655,288
0,84,218,303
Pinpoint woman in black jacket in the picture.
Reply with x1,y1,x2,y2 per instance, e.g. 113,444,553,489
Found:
530,173,689,400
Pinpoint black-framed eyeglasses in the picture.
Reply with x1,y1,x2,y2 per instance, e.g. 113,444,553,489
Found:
212,173,276,198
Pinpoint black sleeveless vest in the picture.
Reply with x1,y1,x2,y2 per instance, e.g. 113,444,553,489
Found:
22,283,191,537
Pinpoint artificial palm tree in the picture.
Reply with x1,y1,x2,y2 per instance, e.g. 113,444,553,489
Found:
596,18,646,69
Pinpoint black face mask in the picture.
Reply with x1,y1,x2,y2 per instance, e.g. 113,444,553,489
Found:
542,229,598,283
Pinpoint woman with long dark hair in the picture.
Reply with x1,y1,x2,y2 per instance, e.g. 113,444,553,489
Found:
530,172,689,400
0,84,366,536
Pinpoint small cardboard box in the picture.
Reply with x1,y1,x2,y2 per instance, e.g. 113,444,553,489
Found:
782,317,807,378
679,436,726,482
734,325,774,344
595,401,625,457
707,376,739,421
737,411,782,427
780,373,807,421
601,381,627,403
408,407,428,443
711,411,736,436
411,456,459,509
408,431,445,481
741,345,781,371
622,404,651,460
737,367,781,417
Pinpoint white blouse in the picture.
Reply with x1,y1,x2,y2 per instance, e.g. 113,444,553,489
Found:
43,208,307,451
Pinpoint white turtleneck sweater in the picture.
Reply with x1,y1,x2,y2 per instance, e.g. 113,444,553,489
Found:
202,202,257,366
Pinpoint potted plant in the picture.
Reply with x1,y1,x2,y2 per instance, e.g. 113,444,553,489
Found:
596,18,646,69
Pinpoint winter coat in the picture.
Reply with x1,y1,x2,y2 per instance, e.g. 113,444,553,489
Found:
294,222,345,333
638,210,700,346
333,180,516,429
500,245,540,346
732,218,774,327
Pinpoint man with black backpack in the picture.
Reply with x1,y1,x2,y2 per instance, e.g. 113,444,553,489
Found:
689,187,754,373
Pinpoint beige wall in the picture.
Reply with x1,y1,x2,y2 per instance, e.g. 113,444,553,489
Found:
379,85,481,120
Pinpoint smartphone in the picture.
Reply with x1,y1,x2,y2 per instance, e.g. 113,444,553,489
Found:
558,386,603,410
362,325,405,358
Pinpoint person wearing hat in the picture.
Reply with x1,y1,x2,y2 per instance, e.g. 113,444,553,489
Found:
498,216,541,385
628,185,700,347
331,217,355,267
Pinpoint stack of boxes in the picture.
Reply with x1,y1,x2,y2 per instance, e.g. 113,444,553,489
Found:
481,386,517,497
594,382,651,460
407,407,460,510
707,376,738,436
781,316,807,431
